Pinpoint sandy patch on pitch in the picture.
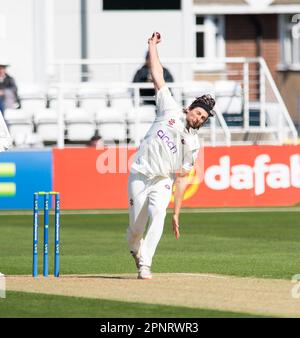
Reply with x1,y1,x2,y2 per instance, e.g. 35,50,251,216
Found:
6,273,300,317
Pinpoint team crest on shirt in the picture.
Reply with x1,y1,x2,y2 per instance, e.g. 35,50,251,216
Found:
129,198,134,207
168,119,176,126
165,185,171,190
181,138,185,145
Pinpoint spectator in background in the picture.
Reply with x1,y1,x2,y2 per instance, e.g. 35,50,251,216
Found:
0,61,21,115
133,51,174,105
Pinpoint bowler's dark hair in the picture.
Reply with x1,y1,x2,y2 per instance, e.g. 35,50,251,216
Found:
189,94,216,117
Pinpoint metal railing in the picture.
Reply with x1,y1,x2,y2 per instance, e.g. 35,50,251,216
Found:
44,57,298,148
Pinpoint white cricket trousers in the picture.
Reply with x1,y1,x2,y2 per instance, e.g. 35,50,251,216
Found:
127,172,173,267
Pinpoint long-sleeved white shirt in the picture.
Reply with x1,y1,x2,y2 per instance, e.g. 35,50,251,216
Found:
131,86,201,178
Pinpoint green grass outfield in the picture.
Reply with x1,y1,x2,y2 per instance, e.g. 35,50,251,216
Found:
1,208,299,317
1,291,268,318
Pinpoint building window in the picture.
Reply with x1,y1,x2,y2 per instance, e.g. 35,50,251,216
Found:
103,0,181,10
280,14,300,67
195,15,225,59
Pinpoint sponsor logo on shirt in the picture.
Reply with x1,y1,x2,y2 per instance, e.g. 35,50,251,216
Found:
157,130,178,154
168,119,176,127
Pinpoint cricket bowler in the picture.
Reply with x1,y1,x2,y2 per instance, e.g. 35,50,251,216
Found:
127,32,216,279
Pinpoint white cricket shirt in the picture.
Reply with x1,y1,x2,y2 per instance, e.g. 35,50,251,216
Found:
131,86,201,178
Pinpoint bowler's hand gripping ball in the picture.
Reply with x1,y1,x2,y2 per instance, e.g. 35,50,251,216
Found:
152,32,161,39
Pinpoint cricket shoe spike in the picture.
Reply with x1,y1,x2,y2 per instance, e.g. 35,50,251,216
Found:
138,265,152,280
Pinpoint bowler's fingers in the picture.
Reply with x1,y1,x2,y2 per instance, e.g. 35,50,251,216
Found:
148,32,161,45
173,223,180,240
175,226,180,240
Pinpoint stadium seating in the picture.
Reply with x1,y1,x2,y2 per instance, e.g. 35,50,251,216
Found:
127,106,156,143
76,84,108,115
80,97,108,114
215,80,243,115
19,84,47,115
49,98,78,111
65,108,96,142
4,108,35,146
182,81,215,106
21,98,47,112
214,80,243,126
34,109,60,143
96,108,127,144
10,77,292,147
108,87,134,110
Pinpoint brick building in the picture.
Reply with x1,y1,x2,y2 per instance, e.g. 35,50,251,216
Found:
192,0,300,127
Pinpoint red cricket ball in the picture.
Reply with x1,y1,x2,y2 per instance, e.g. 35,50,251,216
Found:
152,32,161,39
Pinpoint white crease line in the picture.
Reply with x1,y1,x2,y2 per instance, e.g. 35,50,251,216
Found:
178,273,228,279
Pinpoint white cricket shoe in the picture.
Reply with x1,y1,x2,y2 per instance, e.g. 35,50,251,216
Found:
138,265,152,280
130,251,140,269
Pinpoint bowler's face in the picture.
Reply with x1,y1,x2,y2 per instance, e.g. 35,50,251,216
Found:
186,107,209,129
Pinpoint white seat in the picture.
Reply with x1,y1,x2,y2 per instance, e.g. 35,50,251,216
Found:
183,81,215,96
214,81,243,115
65,108,96,141
13,132,42,148
8,125,35,146
4,109,34,146
21,98,47,113
127,106,156,123
108,87,134,110
98,124,127,143
18,84,46,113
34,109,60,142
127,106,156,142
4,108,33,123
34,108,58,123
96,108,127,143
265,103,282,127
110,97,134,110
216,97,243,115
182,81,215,107
214,80,242,96
77,83,107,97
50,98,77,111
18,84,43,98
67,124,96,141
96,108,127,123
80,98,108,114
65,108,94,122
77,84,108,113
128,122,153,142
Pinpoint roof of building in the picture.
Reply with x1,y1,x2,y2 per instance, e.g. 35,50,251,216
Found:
194,0,246,4
272,0,300,4
193,0,300,3
193,0,300,13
